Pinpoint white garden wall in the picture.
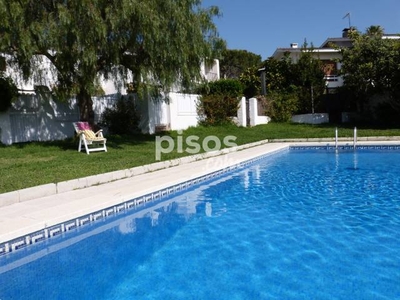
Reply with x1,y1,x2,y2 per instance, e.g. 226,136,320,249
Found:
236,97,247,127
140,92,200,134
1,92,271,145
0,94,79,145
0,92,202,144
168,93,199,131
0,93,119,145
291,113,329,124
249,97,271,126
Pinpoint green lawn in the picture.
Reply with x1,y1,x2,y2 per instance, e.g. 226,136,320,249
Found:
1,122,400,194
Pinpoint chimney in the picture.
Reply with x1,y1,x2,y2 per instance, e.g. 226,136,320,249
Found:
290,43,298,48
342,27,355,38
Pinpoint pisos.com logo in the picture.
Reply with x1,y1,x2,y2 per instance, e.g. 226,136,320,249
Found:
155,130,237,160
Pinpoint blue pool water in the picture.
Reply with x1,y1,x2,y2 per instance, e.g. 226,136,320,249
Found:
1,149,400,299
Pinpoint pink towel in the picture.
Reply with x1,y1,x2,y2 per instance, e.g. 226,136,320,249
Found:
76,122,91,130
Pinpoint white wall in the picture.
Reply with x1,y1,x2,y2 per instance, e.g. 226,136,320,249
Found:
0,93,121,145
249,97,271,126
132,92,200,135
1,93,277,145
168,93,199,131
92,94,120,123
146,97,171,134
0,112,12,145
291,113,329,124
0,93,80,145
4,54,57,93
200,59,220,82
236,97,247,126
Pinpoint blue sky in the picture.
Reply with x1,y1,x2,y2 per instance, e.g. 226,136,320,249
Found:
202,0,400,60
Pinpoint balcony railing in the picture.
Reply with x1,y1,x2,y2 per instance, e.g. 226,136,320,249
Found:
324,75,343,88
324,75,340,82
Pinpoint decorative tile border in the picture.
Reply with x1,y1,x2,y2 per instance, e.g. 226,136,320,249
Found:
356,145,400,150
290,145,400,151
0,149,283,256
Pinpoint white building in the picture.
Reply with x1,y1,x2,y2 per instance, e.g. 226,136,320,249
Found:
271,28,400,90
271,29,352,89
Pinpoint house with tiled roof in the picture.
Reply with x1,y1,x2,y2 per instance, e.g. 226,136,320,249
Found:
272,28,400,91
271,29,355,90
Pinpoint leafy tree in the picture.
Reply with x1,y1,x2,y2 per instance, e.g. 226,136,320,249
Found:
294,47,326,113
262,54,296,93
257,47,326,119
0,0,225,123
340,25,400,119
239,67,261,99
220,49,262,79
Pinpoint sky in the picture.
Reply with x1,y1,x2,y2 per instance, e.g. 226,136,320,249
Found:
202,0,400,60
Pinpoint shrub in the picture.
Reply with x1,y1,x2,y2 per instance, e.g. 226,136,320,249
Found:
374,102,400,127
100,95,140,134
239,67,261,99
197,79,243,125
198,94,240,125
0,75,18,112
264,91,299,122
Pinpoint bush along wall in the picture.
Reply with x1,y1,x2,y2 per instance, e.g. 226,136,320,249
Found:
197,79,243,125
99,95,140,134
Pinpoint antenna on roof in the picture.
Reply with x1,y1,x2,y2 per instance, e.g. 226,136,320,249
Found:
342,12,351,28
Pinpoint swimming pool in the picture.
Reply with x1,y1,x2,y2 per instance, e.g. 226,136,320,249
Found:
1,148,400,299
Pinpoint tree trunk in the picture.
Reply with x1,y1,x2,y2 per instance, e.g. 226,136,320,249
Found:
77,89,94,124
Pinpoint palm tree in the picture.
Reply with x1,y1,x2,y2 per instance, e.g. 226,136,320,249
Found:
366,25,384,37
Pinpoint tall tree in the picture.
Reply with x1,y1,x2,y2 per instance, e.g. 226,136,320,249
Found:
259,49,325,117
262,54,295,93
340,25,400,115
220,49,261,79
294,47,326,113
0,0,225,122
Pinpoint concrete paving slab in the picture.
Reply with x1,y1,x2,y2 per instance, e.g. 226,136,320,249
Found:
18,183,57,203
56,177,89,194
0,191,19,207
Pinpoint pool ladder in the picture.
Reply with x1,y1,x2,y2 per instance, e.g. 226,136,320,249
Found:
335,127,357,150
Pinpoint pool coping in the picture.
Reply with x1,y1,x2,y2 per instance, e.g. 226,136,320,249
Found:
1,139,400,255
